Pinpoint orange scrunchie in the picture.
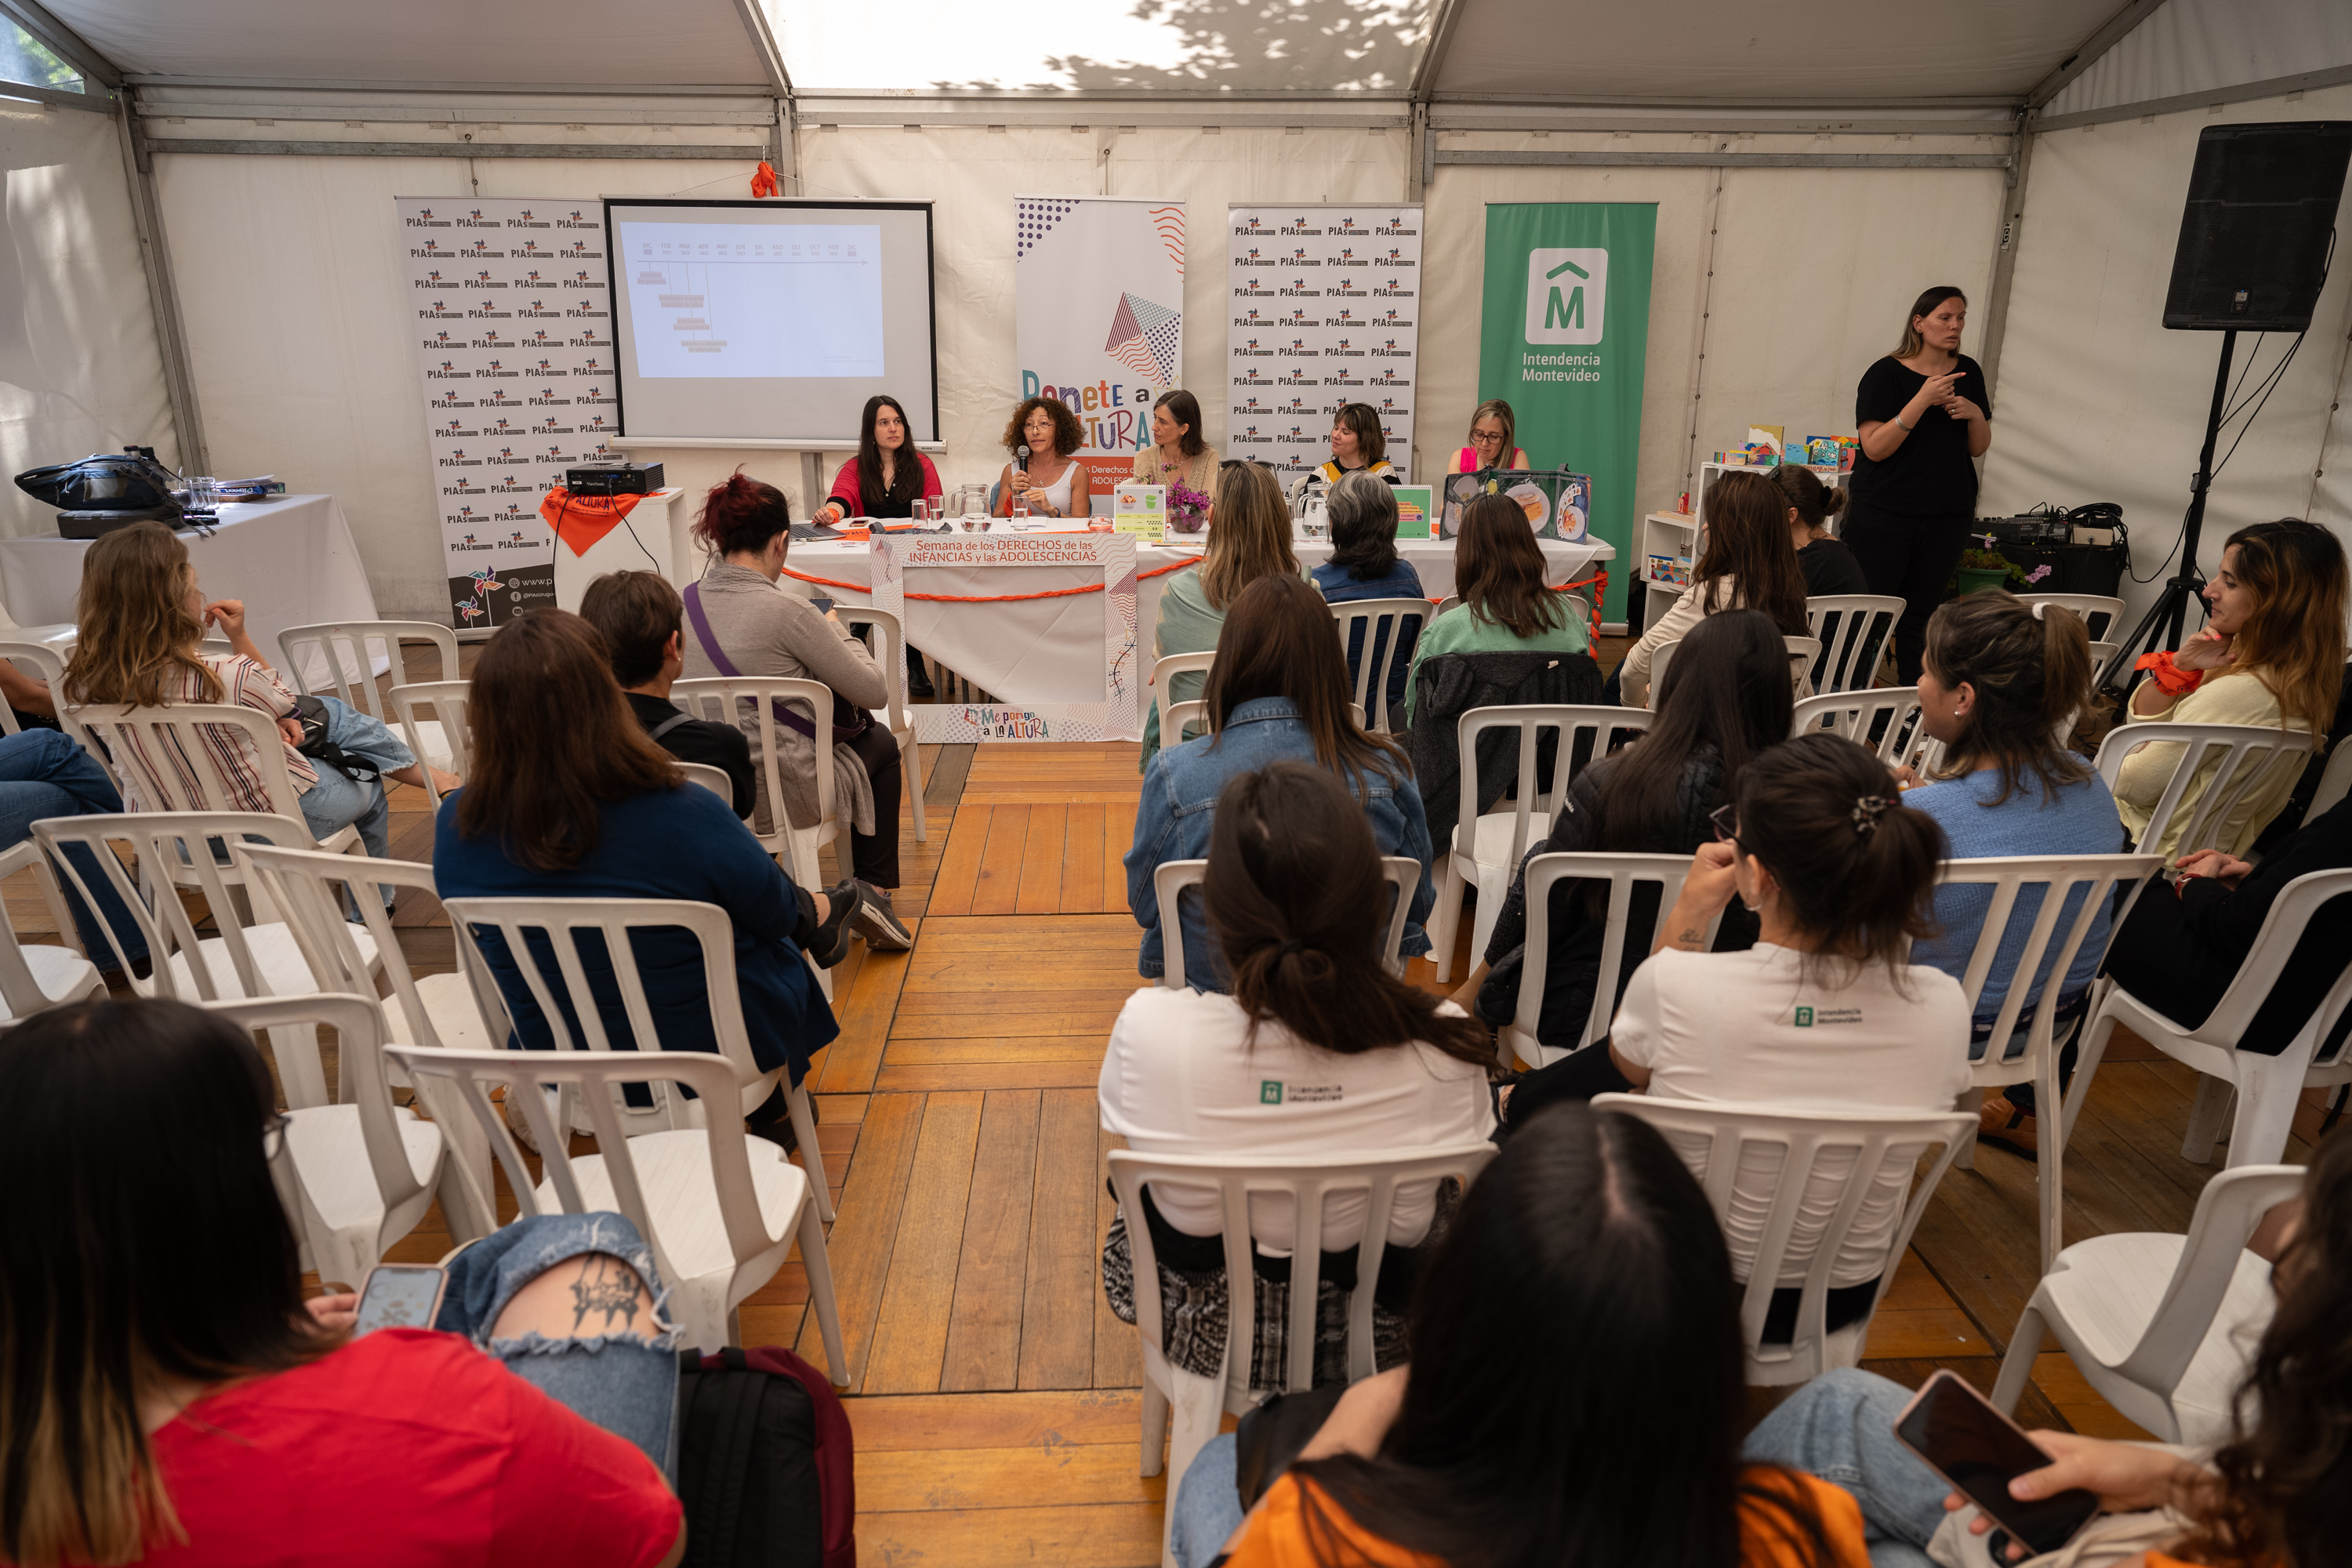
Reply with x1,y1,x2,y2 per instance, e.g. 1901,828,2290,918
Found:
2134,650,2204,697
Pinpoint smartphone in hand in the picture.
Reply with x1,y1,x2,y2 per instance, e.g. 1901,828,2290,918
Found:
808,594,835,614
354,1263,448,1335
1893,1370,2101,1557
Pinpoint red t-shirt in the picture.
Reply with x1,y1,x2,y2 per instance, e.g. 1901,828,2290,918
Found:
136,1329,681,1567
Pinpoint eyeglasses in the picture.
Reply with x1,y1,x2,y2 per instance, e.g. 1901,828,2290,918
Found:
1708,803,1740,845
263,1112,289,1162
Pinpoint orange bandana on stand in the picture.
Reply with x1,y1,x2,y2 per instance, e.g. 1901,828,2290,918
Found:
538,487,644,557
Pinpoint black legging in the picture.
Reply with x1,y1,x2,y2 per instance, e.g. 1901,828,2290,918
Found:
1841,503,1972,684
846,720,902,888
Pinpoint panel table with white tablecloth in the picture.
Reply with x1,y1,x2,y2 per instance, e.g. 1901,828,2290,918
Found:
785,532,1612,715
0,495,382,688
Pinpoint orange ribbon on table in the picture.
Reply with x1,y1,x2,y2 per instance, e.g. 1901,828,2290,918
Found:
779,556,1204,603
538,487,644,557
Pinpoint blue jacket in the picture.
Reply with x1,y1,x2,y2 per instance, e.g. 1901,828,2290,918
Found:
1125,695,1437,986
434,783,839,1087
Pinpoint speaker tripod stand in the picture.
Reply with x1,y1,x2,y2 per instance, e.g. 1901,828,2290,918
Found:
2100,330,2236,702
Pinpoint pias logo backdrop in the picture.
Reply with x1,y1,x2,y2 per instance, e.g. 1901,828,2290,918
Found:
397,197,622,631
1225,205,1422,488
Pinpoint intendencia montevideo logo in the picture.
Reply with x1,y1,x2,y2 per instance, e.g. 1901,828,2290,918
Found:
1525,249,1607,345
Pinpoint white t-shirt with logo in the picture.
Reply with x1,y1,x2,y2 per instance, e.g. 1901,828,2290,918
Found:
1611,943,1970,1288
1098,986,1496,1253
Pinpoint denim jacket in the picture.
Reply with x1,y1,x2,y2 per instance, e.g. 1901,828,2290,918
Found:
1125,695,1438,987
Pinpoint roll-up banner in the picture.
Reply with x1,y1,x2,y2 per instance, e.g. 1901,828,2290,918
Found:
1014,198,1186,509
1226,205,1422,491
397,197,622,633
1477,203,1656,623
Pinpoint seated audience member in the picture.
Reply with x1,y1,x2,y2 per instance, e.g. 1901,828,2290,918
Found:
1446,397,1530,473
1899,592,2124,1151
1505,735,1967,1337
434,611,855,1151
993,394,1091,521
1616,470,1810,710
2117,518,2347,859
0,727,150,975
1102,760,1490,1400
0,655,63,733
1133,388,1221,500
1771,463,1871,598
2102,791,2352,1065
680,473,911,949
0,996,685,1568
810,394,942,524
1401,493,1590,727
1287,402,1400,514
1167,1102,1871,1568
1454,609,1791,1053
579,570,754,819
1748,1123,2352,1568
1311,470,1426,724
1142,459,1299,768
64,522,456,858
1128,577,1436,987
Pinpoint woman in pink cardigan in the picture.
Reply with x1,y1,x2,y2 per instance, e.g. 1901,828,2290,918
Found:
811,394,942,524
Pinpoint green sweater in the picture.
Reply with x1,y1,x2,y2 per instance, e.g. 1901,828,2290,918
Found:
1402,598,1591,724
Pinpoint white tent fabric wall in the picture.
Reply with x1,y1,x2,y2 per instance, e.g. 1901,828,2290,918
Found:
1977,83,2352,637
2039,0,2352,121
151,153,757,620
0,101,177,541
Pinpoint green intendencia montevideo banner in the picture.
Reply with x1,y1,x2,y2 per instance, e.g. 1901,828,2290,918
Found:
1478,203,1657,625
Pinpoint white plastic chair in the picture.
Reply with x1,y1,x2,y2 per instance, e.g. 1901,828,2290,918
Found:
2093,720,2317,859
1935,854,2162,1272
232,841,499,1240
670,676,840,889
1327,598,1430,733
216,990,445,1287
1646,636,1817,708
1152,651,1214,750
1594,1095,1976,1385
280,620,460,775
1151,855,1422,990
2302,737,2352,823
390,1044,850,1377
0,840,104,1019
387,680,476,808
1802,594,1903,694
837,605,929,844
33,812,384,1091
1788,689,1940,772
2063,866,2352,1170
1502,851,1723,1071
677,760,735,804
1428,705,1653,983
2020,593,2126,644
0,639,83,745
1991,1163,2303,1443
441,895,833,1225
64,702,365,862
1112,1143,1497,1566
1432,593,1462,618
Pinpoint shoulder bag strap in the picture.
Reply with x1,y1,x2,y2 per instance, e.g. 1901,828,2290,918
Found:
682,580,820,742
647,709,697,742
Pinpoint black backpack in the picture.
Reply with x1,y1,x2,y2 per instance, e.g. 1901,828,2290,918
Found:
675,1346,855,1568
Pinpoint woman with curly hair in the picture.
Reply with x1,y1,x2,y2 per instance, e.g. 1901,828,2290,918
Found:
993,394,1091,521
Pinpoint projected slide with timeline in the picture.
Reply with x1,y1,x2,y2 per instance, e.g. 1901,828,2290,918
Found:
618,221,884,378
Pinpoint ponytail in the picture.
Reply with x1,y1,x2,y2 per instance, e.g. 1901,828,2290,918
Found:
1204,762,1491,1067
1921,590,2099,804
692,469,792,559
1732,735,1944,985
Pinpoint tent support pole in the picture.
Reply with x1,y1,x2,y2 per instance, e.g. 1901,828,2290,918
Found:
1976,110,2036,400
113,89,209,472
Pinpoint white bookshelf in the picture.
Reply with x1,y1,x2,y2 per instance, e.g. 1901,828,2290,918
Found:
1634,460,1849,633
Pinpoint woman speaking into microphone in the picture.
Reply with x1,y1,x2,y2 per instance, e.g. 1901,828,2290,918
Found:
1844,285,1992,684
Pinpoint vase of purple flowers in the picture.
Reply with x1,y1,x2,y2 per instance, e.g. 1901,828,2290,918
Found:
1166,477,1211,534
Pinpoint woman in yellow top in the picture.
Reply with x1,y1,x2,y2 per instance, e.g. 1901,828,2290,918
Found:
1131,388,1219,500
2117,517,2347,859
1167,1103,1870,1568
1446,398,1530,474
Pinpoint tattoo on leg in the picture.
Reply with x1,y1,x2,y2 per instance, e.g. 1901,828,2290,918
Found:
568,1256,644,1333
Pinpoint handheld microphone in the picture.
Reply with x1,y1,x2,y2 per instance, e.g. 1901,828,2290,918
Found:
1015,444,1031,472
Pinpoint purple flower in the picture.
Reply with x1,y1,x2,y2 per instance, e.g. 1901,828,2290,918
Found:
1167,477,1212,534
2024,564,2053,583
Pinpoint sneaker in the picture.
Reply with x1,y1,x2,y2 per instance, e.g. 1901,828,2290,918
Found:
849,881,913,950
811,878,861,968
502,1088,544,1154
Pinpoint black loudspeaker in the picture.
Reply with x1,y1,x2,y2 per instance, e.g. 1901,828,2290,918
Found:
2164,122,2352,332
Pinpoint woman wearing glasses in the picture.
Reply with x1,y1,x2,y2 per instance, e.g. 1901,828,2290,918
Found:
1447,399,1530,474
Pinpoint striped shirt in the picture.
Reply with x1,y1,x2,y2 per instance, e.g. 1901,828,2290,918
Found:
108,653,317,814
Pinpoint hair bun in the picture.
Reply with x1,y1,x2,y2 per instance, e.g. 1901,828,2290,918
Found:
1820,485,1849,517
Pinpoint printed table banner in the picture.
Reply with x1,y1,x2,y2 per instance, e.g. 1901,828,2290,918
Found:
1014,198,1185,509
396,197,622,633
1477,203,1657,624
872,532,1141,742
1226,205,1422,489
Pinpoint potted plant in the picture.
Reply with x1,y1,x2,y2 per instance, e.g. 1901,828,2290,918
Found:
1951,539,2021,597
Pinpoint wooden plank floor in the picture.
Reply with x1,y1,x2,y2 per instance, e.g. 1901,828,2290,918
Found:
15,633,2332,1565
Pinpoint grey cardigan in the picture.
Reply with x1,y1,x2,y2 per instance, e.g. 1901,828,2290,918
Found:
679,561,888,837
